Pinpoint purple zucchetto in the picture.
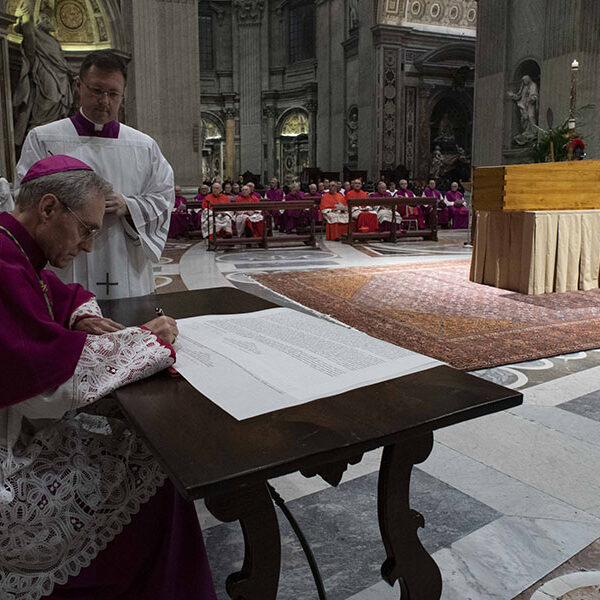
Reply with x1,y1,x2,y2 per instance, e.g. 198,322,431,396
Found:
21,155,93,183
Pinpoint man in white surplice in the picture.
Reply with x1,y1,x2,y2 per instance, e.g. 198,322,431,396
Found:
16,50,174,299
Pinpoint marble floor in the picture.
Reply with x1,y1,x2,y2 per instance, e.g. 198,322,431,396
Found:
155,231,600,600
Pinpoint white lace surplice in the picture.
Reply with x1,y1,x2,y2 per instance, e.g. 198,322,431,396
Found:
0,299,174,600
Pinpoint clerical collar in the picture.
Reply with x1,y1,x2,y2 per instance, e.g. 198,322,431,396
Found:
0,212,47,272
70,109,120,138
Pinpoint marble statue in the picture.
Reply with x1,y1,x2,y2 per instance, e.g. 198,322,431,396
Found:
346,106,358,163
433,111,457,151
430,145,444,179
349,0,358,30
507,75,539,145
12,0,74,147
438,112,454,139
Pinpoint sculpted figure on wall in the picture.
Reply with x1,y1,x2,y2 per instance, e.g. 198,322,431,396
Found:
507,74,539,145
430,145,443,179
12,0,74,147
433,111,457,150
349,0,358,30
346,105,358,164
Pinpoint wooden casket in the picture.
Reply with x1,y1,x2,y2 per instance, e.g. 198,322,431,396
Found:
470,161,600,294
472,160,600,212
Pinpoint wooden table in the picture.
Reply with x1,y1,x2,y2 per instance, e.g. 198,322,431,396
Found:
101,288,522,600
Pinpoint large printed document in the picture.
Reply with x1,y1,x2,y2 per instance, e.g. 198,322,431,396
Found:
174,307,441,419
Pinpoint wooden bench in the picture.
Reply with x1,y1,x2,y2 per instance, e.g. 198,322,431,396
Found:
343,197,438,244
207,197,322,251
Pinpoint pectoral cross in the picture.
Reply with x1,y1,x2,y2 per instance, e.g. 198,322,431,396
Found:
96,272,119,295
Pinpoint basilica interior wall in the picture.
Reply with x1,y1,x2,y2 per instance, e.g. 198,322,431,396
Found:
474,0,600,166
472,72,505,166
198,0,475,184
124,0,202,186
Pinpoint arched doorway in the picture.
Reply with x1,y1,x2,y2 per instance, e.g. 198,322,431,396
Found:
201,113,224,182
428,95,472,189
276,109,309,185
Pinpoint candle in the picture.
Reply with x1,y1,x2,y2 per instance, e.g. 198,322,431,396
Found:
571,59,579,69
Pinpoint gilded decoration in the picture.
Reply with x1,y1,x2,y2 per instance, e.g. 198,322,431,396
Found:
380,0,405,25
280,111,308,137
7,0,111,49
202,117,223,140
379,0,476,30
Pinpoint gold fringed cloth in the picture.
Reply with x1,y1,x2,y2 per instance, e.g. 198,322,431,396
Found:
470,210,600,294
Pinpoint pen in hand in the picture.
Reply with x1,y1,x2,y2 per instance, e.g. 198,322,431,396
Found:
153,306,180,375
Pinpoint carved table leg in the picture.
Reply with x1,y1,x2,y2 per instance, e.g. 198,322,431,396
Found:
377,432,442,599
205,482,280,600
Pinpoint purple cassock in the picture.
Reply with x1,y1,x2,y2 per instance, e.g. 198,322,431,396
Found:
423,187,447,228
282,190,306,233
445,190,464,228
0,212,93,403
0,208,216,599
266,187,284,229
70,110,120,138
168,195,193,237
450,201,469,229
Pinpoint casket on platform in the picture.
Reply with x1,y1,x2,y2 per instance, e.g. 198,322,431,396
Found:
470,161,600,294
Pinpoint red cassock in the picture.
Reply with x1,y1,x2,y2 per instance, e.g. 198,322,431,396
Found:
235,194,264,237
346,189,378,233
320,192,348,240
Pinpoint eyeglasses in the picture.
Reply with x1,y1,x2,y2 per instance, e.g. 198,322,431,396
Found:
80,79,124,101
60,200,100,241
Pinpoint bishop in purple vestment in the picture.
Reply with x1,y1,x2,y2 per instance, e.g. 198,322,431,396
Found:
168,185,193,237
423,178,447,228
266,177,284,230
0,156,216,600
282,182,306,233
445,182,466,229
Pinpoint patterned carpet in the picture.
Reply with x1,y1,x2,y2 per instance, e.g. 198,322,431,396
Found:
252,260,600,370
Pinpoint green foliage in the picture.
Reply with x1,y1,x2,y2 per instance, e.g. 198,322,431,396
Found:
522,104,595,163
526,123,570,162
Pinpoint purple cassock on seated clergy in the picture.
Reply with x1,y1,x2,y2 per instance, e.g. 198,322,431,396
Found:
0,156,216,600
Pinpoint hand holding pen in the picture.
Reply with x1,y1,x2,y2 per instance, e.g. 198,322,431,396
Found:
143,306,178,345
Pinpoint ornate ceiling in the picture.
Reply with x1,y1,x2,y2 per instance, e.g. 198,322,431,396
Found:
7,0,112,50
379,0,477,32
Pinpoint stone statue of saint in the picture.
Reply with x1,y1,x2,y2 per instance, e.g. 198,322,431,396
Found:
346,106,358,162
12,0,74,147
433,111,457,151
438,112,454,139
507,74,539,145
430,145,444,179
349,0,358,30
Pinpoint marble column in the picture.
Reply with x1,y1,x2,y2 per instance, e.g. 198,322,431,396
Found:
0,7,15,181
305,100,317,168
224,107,237,181
263,105,277,180
417,86,433,183
121,0,202,185
233,0,264,175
